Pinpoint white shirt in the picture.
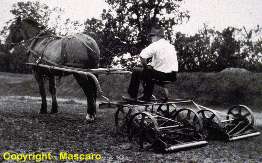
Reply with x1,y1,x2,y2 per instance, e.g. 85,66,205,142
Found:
140,39,178,73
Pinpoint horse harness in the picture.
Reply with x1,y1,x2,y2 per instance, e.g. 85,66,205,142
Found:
27,32,97,67
27,32,62,66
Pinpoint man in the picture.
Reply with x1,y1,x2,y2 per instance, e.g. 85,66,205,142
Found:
124,26,178,101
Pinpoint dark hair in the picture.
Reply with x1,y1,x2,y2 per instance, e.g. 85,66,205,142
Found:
149,26,165,37
23,18,45,29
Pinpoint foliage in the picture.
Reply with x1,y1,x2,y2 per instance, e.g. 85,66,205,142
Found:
49,9,83,36
1,1,83,41
1,1,262,73
175,25,262,72
213,27,243,70
83,17,116,66
110,52,141,69
237,26,262,71
1,1,52,41
10,1,51,26
96,0,261,72
98,0,189,66
175,25,218,72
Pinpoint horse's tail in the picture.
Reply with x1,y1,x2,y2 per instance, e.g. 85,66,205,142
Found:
84,71,109,102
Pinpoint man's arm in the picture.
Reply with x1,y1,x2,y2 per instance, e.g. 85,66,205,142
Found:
139,43,155,69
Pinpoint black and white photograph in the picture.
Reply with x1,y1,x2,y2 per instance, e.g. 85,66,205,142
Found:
0,0,261,162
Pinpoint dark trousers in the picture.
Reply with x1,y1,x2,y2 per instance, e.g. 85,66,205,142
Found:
128,67,177,99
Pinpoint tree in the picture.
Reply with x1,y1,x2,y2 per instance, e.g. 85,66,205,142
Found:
210,27,241,70
1,1,84,42
10,1,52,26
83,18,113,66
238,26,262,71
175,24,218,72
0,1,51,43
100,0,189,63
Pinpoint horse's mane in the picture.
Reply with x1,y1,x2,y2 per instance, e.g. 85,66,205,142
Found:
22,17,45,30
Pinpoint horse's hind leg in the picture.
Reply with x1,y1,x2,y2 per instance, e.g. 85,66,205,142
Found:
74,74,97,121
49,75,58,114
33,70,47,114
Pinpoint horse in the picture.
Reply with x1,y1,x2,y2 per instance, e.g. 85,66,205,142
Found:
6,17,100,122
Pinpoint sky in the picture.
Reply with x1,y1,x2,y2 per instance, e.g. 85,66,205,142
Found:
0,0,262,36
176,0,262,35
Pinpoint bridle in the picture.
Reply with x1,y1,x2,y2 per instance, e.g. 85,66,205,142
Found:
6,22,36,48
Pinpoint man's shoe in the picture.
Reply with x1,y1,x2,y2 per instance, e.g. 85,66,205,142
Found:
137,96,151,102
122,96,137,101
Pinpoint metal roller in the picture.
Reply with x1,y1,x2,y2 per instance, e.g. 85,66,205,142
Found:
165,141,208,152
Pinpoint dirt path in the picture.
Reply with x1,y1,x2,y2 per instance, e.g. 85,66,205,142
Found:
0,96,261,162
3,96,262,126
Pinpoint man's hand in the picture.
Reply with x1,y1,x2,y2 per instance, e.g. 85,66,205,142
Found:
145,65,153,70
140,57,148,69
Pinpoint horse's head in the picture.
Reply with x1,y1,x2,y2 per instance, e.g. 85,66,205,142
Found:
6,17,23,44
6,16,45,44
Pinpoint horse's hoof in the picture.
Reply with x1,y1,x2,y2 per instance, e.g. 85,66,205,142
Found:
85,114,95,122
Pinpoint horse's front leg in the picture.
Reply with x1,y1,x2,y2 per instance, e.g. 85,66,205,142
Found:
74,74,97,122
49,75,58,114
33,71,47,114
